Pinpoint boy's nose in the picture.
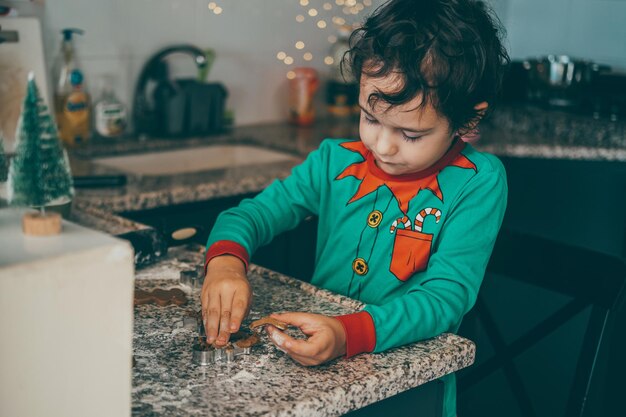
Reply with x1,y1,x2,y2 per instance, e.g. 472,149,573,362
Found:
375,129,397,157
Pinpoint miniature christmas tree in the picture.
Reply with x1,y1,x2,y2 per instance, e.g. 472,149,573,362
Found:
0,134,7,183
7,72,74,235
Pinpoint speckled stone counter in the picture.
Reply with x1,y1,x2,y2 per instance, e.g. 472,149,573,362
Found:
132,245,475,416
479,104,626,161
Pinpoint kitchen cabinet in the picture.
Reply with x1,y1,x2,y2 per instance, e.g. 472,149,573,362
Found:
120,193,318,282
498,156,626,257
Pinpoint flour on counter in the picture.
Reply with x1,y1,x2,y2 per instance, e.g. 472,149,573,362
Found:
253,354,271,368
135,264,182,281
229,370,258,382
171,327,194,337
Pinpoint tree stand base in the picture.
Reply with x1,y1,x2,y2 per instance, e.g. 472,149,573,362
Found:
22,211,62,236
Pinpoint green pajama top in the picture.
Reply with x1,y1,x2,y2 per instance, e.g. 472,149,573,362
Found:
206,138,508,417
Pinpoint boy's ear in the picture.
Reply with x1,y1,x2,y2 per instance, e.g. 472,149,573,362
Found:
474,101,489,116
469,101,489,127
457,101,489,137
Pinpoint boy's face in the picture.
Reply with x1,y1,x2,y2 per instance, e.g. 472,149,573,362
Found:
358,72,456,176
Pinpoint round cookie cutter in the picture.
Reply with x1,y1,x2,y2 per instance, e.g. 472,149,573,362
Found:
180,267,205,289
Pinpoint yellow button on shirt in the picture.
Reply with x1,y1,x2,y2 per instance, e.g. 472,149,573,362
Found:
352,258,368,275
367,210,383,228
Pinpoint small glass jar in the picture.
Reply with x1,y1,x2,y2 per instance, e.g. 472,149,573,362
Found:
94,75,127,138
288,67,319,127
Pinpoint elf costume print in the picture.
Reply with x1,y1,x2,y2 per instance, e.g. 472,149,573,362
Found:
206,138,507,417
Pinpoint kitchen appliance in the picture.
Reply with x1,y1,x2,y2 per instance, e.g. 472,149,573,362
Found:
0,17,50,149
524,55,611,108
589,72,626,120
132,44,228,138
500,60,530,103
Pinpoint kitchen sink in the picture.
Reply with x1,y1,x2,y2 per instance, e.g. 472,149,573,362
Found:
92,144,299,176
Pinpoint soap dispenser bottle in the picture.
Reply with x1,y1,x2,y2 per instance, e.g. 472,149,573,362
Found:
54,28,91,146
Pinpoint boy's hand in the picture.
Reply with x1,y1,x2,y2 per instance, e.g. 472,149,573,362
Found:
201,255,251,347
265,312,346,366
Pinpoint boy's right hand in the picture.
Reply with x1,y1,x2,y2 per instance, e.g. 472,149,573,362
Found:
201,255,251,347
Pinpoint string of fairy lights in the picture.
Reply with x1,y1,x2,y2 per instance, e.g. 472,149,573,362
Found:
281,0,374,79
205,0,376,79
207,2,223,14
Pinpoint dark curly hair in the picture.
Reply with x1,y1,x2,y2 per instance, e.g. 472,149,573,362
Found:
346,0,509,135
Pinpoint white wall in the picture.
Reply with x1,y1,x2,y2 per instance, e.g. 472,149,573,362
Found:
490,0,626,70
37,0,385,126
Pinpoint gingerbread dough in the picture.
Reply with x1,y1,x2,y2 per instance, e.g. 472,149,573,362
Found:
249,316,289,331
133,288,188,306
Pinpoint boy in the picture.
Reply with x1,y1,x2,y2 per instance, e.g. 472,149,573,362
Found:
202,0,509,415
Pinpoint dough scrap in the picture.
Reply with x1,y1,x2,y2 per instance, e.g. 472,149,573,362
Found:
249,316,289,331
133,288,187,306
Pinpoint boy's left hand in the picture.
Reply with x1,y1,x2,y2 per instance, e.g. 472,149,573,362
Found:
265,312,346,366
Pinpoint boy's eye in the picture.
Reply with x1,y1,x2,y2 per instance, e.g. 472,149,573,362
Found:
402,131,424,141
362,113,378,124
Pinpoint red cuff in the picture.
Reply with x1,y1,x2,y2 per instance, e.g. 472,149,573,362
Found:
335,311,376,358
205,240,250,273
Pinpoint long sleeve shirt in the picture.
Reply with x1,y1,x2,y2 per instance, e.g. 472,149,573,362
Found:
205,138,508,417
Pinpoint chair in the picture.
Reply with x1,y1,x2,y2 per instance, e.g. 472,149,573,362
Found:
457,229,626,417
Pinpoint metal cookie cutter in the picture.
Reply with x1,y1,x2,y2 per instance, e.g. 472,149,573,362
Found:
180,267,204,289
192,320,258,365
192,344,252,365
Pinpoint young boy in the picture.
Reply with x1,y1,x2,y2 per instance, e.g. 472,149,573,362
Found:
202,0,509,414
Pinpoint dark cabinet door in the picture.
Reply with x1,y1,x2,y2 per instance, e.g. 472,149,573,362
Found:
499,156,626,257
120,194,318,282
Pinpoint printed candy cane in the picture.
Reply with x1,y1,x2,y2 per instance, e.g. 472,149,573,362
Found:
414,208,442,232
389,215,411,233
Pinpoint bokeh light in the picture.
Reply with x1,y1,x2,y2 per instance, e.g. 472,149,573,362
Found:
272,0,374,69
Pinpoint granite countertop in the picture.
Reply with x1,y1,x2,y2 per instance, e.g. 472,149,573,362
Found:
132,245,475,416
478,104,626,161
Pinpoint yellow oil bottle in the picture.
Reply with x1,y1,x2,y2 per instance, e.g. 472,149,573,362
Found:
54,28,90,147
